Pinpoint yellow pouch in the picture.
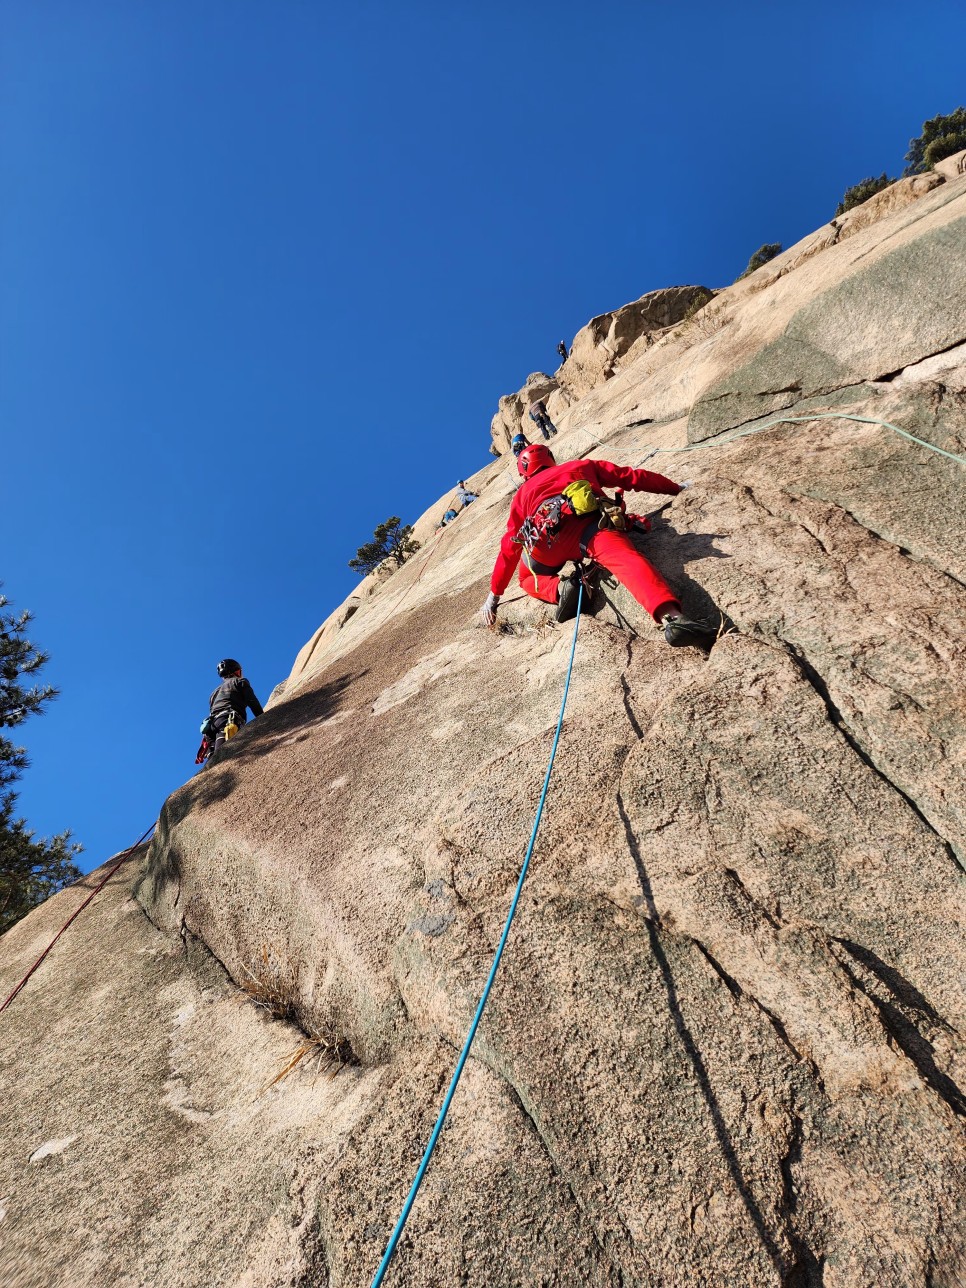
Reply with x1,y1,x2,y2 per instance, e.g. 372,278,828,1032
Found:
224,715,239,741
562,480,599,515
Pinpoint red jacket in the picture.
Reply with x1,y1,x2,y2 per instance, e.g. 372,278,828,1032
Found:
490,458,681,595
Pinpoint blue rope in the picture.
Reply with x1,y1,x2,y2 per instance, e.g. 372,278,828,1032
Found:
369,584,584,1287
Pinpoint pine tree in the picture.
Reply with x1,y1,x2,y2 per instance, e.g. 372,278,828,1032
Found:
736,243,783,281
835,173,895,217
904,107,966,175
0,589,82,934
349,517,420,576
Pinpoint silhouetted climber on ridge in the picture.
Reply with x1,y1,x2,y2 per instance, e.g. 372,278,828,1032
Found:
557,340,568,362
480,443,716,648
528,399,558,441
206,658,263,757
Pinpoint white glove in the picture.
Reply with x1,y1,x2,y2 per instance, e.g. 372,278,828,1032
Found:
481,592,500,626
678,479,694,490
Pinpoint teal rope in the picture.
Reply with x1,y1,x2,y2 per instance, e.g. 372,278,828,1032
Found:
644,411,966,467
369,584,584,1287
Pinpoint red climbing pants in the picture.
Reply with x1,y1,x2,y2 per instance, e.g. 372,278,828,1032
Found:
518,528,680,621
518,553,561,604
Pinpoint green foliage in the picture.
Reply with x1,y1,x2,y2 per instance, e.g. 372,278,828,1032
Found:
679,289,714,325
736,243,783,281
904,107,966,174
835,173,895,217
349,516,420,576
0,589,82,934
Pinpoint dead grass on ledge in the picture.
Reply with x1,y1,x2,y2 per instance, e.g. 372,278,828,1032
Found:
240,943,360,1093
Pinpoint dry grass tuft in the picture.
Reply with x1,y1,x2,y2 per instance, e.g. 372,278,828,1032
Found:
675,302,732,344
240,944,360,1092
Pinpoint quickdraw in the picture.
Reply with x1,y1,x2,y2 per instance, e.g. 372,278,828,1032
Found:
514,493,578,553
515,486,634,554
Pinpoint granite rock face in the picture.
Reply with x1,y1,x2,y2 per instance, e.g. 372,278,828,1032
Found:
489,287,713,454
3,169,966,1287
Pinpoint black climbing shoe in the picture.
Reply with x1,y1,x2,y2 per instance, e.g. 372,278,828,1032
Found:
555,571,583,622
662,613,717,652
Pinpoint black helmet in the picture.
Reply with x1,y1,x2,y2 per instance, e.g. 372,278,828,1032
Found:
217,658,241,677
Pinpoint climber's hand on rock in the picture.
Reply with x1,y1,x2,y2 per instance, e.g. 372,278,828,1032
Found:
678,479,694,491
481,593,500,627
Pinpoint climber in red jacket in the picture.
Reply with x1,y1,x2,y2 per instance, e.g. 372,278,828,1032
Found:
480,443,717,649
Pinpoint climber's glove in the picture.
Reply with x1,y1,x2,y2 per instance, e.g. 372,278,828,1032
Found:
677,480,694,491
481,592,500,627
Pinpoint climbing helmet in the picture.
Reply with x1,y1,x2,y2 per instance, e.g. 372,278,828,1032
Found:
517,443,556,479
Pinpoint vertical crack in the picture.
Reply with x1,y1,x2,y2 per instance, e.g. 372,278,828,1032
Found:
616,791,799,1277
783,644,965,873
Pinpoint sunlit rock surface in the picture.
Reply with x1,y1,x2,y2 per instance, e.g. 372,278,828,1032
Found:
2,166,966,1288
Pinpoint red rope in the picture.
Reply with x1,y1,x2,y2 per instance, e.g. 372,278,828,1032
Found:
0,820,157,1015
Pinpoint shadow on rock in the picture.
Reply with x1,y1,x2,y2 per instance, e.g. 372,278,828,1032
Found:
584,524,733,635
616,794,796,1279
214,669,363,766
642,520,733,623
135,673,361,925
834,939,966,1118
133,762,239,922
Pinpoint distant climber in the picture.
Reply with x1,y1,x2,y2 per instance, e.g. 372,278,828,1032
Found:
480,443,717,649
436,508,460,530
201,659,263,760
510,433,530,457
528,399,558,441
557,341,568,362
455,481,478,507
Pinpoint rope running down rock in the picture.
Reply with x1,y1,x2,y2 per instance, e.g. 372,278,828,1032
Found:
0,820,157,1016
369,582,584,1287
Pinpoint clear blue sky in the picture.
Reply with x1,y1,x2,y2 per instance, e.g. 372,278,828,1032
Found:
2,0,963,874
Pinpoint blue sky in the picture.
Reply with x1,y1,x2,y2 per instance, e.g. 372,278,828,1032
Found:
2,0,963,874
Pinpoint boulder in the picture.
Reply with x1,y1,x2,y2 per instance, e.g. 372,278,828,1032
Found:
490,287,713,453
488,371,560,455
934,147,966,181
558,285,716,403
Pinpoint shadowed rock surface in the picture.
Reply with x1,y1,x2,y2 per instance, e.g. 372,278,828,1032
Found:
2,167,966,1287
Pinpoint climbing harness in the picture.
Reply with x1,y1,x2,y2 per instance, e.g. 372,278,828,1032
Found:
514,493,577,552
0,820,157,1016
515,483,635,556
369,584,584,1287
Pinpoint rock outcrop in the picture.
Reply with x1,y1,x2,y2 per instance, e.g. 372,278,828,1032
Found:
489,286,714,454
3,167,966,1288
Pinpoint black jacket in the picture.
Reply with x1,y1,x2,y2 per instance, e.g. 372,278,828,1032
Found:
209,676,263,731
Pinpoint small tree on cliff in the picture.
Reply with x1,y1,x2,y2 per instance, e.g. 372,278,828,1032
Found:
349,517,420,576
904,107,966,174
736,243,782,281
0,589,82,933
835,173,895,216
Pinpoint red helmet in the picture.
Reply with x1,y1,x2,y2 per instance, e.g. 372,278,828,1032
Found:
517,443,555,479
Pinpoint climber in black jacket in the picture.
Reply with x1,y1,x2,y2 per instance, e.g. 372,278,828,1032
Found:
207,658,263,755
